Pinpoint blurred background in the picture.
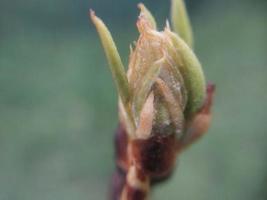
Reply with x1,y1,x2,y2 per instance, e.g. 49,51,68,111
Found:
0,0,266,199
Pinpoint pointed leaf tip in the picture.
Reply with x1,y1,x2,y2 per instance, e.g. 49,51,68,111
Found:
171,0,194,48
138,3,157,29
90,11,130,104
89,9,95,18
90,11,137,132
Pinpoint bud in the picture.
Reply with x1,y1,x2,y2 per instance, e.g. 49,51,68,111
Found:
91,1,215,199
90,2,206,140
126,12,206,140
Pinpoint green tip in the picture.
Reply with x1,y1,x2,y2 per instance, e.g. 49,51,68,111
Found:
171,0,194,48
90,10,130,105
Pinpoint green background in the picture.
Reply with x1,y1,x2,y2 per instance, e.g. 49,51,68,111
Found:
0,0,266,199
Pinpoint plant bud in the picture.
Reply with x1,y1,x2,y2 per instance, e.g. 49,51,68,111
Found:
124,14,205,139
91,1,215,197
91,5,206,138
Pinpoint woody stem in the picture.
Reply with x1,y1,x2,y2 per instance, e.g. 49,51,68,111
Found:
120,165,150,200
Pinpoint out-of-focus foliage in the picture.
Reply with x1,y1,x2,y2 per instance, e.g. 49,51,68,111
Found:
0,0,266,199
